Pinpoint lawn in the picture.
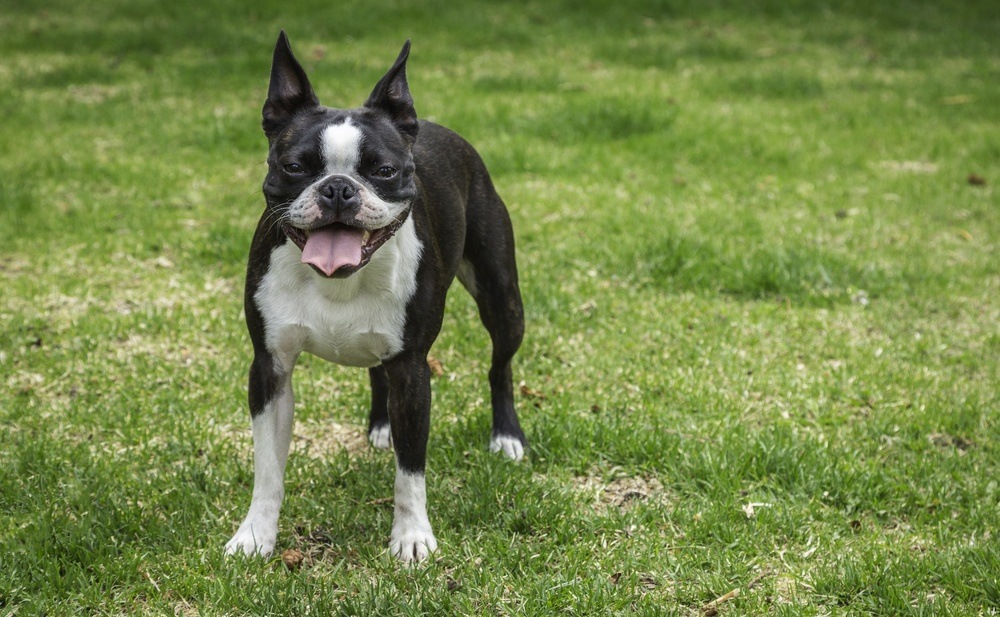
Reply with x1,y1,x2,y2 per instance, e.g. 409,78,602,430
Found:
1,0,998,614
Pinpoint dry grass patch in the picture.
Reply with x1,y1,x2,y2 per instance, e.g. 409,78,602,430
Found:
571,468,672,514
291,419,371,459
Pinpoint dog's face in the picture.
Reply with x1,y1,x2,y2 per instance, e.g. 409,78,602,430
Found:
261,33,419,278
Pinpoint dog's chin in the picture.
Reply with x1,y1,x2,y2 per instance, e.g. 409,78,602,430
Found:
283,214,408,278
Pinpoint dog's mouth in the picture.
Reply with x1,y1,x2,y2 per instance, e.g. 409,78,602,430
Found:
283,217,407,278
284,215,406,278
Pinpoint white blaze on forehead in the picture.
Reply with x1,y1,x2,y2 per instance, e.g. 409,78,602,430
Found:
321,120,363,175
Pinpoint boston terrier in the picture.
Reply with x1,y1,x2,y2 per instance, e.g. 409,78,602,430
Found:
224,32,527,563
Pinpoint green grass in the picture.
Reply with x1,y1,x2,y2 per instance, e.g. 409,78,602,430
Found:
1,0,998,614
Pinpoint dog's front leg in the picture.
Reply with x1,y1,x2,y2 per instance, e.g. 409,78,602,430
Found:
383,353,437,562
225,356,295,557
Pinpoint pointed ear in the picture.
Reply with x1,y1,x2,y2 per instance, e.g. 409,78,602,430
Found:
364,40,418,142
262,31,320,140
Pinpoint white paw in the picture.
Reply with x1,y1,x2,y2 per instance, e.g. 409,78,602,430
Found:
390,521,437,563
369,424,392,450
490,434,525,461
225,520,277,557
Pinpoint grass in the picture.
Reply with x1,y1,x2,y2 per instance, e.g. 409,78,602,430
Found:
1,0,998,614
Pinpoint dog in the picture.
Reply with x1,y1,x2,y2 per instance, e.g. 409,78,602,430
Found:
224,32,527,563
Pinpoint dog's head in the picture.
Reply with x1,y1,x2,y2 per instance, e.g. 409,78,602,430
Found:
261,32,418,278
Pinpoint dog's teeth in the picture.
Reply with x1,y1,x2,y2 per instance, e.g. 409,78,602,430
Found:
362,230,372,244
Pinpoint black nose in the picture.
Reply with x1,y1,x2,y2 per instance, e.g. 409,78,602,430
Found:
319,176,360,212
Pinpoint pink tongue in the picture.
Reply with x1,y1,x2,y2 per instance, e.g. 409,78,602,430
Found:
301,226,365,276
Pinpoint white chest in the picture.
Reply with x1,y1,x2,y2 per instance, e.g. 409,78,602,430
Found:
254,217,423,369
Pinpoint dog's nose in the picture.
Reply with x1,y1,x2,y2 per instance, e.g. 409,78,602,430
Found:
318,176,360,213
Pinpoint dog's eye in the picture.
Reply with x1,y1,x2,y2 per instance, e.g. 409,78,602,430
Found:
374,165,397,179
283,162,305,174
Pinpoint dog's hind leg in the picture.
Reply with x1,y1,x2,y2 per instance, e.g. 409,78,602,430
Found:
459,191,527,460
367,365,392,450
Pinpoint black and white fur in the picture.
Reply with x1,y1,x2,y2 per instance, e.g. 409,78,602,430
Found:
225,32,526,562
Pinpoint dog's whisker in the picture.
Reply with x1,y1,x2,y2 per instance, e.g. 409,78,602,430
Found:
260,203,294,237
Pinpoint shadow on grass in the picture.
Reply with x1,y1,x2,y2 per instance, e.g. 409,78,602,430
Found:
482,94,679,144
723,71,826,100
635,229,889,306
